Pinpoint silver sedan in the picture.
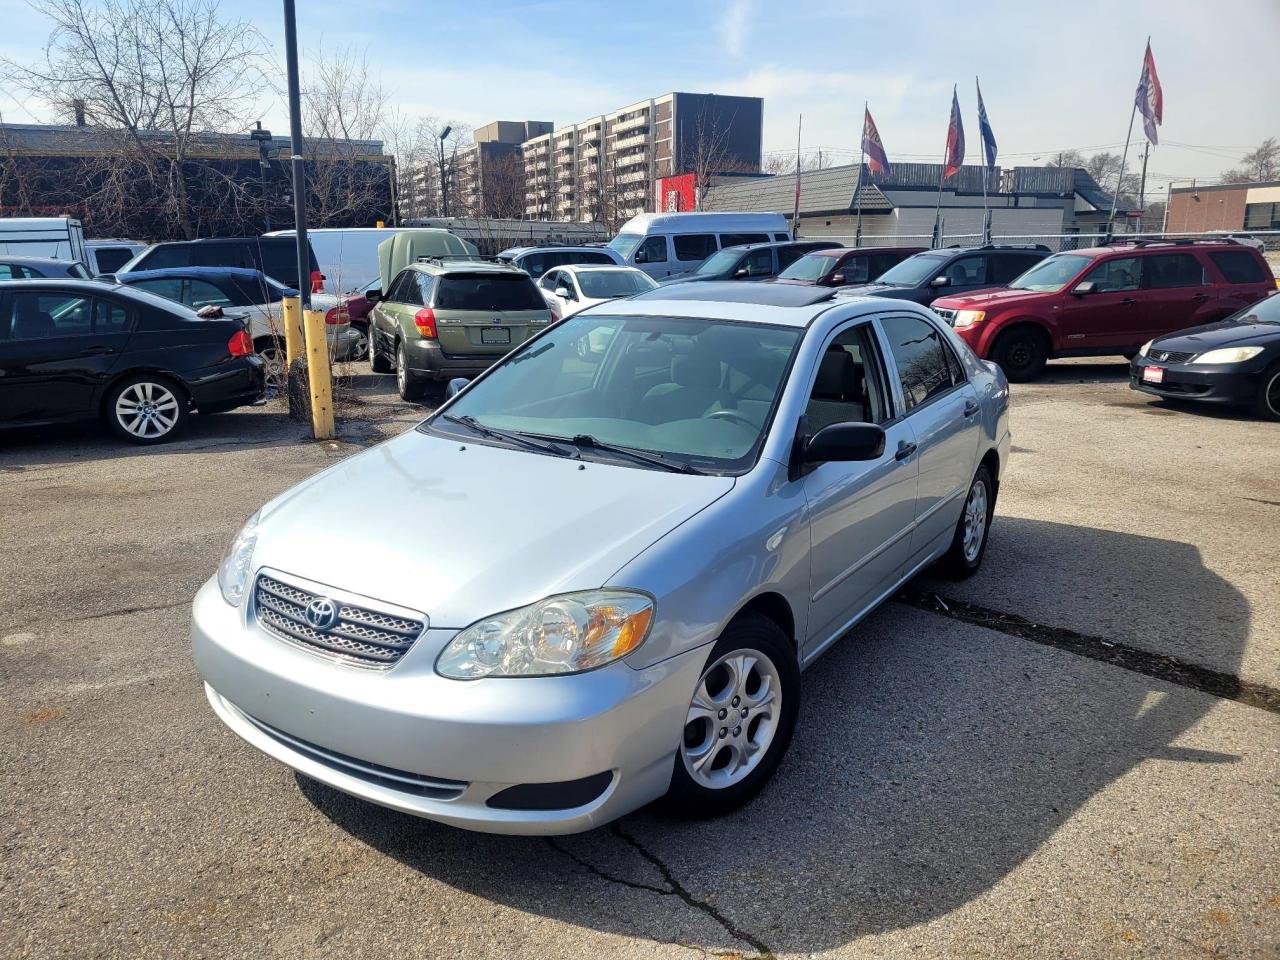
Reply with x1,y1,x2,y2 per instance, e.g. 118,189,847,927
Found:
193,282,1010,834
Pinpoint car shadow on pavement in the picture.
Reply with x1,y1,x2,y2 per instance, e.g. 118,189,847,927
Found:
1035,358,1131,383
299,519,1247,955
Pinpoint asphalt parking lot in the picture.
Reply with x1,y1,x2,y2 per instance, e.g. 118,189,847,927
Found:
2,359,1277,959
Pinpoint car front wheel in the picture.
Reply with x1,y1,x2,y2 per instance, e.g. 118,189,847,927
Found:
1256,362,1280,422
663,613,800,819
992,327,1048,382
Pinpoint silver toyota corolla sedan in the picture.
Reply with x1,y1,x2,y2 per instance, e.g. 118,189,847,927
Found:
192,282,1010,835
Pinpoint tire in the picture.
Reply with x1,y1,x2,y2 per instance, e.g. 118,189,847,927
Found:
396,342,425,402
937,463,996,578
992,326,1048,382
254,336,286,395
663,612,800,819
1255,362,1280,422
105,374,188,444
369,326,392,373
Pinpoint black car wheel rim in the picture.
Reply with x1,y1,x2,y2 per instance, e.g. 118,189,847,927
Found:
1007,340,1032,369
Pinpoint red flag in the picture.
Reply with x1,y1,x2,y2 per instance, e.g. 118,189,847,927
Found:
1135,42,1163,144
861,108,890,176
944,87,965,180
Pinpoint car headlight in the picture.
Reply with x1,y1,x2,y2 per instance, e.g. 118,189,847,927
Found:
1138,339,1153,358
217,511,260,606
1190,346,1264,365
436,590,654,679
952,309,985,329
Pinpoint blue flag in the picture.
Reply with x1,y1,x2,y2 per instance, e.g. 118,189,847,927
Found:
976,78,997,169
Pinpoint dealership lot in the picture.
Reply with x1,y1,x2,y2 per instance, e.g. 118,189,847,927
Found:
2,361,1277,959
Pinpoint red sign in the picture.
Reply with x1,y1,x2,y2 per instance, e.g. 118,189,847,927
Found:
654,173,698,213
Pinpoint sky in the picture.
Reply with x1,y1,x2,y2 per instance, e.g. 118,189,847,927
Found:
2,0,1278,188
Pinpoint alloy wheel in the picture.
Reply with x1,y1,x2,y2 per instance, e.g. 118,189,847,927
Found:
681,648,782,790
962,477,989,562
1267,370,1280,418
396,345,407,394
115,381,180,439
260,345,285,396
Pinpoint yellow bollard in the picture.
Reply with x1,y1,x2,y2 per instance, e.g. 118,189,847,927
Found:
302,308,335,440
282,296,303,367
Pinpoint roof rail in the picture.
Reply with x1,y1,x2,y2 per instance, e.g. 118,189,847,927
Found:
1098,237,1239,248
414,254,498,265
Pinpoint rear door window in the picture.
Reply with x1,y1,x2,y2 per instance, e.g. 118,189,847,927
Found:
0,264,37,279
435,274,544,311
187,279,236,309
942,256,987,285
138,246,189,269
130,278,185,302
92,247,134,273
520,254,548,277
1143,253,1206,288
720,233,769,247
777,245,812,270
673,234,717,262
577,251,615,264
386,270,422,305
867,252,905,279
1208,250,1267,284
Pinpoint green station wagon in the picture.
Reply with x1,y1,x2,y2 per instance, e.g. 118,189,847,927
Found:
368,258,552,401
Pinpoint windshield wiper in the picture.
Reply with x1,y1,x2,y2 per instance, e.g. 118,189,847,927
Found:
440,414,572,457
564,434,705,475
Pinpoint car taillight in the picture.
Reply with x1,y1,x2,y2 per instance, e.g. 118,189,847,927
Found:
228,329,253,357
414,307,438,338
325,306,347,324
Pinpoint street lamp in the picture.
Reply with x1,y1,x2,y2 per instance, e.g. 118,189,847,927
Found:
249,121,274,232
439,125,452,218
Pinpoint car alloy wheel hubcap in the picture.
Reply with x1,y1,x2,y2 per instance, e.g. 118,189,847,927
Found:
962,478,988,562
1009,342,1031,368
116,382,178,438
682,648,781,789
1268,372,1280,416
261,347,284,395
397,349,406,392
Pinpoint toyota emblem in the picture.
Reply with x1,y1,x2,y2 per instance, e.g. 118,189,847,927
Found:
304,596,339,630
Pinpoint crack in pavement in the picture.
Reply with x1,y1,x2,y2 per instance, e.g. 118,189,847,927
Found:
896,588,1280,714
0,598,190,634
544,825,774,959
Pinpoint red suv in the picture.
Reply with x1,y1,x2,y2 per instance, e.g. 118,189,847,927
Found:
931,240,1276,381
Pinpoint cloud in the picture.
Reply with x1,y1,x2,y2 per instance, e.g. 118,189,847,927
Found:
720,0,753,57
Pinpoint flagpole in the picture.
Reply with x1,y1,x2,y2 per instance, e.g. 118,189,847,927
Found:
791,113,803,237
1108,36,1149,235
1137,139,1150,234
855,101,867,245
933,89,953,249
977,77,990,243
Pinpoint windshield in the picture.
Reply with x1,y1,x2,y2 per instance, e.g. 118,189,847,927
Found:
694,248,744,276
1229,294,1280,325
778,252,839,281
1008,254,1091,292
607,233,643,258
430,313,802,474
576,270,658,299
874,253,947,286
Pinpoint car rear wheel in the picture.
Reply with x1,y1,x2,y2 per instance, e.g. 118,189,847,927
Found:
369,327,393,373
1256,362,1280,422
663,613,799,819
396,342,426,402
992,327,1048,382
938,463,995,578
106,375,187,444
254,336,286,395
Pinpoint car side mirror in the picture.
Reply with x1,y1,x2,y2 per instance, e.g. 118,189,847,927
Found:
365,288,382,303
555,286,571,299
829,273,845,285
803,422,886,464
195,304,224,319
930,275,951,288
444,377,470,400
734,268,749,279
1071,280,1097,295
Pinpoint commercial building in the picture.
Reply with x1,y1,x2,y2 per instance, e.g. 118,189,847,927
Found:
0,121,393,241
1165,180,1280,233
705,162,1136,247
522,92,763,225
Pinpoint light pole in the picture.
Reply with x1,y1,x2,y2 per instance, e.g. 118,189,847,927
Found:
249,121,273,233
281,0,309,307
438,125,452,218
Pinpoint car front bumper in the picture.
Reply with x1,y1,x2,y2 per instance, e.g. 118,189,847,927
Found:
1129,356,1262,406
190,577,707,835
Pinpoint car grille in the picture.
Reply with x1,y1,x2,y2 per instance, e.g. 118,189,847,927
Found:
253,574,424,667
233,703,467,799
1148,349,1194,364
933,307,956,324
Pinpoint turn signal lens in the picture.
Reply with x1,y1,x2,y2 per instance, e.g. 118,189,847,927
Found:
436,591,655,679
228,329,254,357
415,308,438,338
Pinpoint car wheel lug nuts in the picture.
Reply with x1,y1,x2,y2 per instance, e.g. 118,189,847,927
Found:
718,708,727,719
732,696,740,706
733,726,741,736
719,728,727,738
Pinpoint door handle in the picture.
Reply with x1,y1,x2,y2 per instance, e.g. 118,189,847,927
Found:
1120,297,1137,305
963,399,980,417
79,346,116,356
1191,294,1210,302
894,440,917,462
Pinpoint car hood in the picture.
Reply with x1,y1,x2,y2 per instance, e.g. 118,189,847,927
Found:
840,282,914,298
251,430,735,628
660,272,714,284
1153,317,1280,351
932,287,1047,310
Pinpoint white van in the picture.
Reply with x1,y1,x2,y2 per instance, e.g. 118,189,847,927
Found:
606,212,792,279
0,217,88,266
265,227,411,295
86,238,146,275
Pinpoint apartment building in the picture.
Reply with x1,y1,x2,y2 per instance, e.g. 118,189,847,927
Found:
522,92,763,224
405,119,551,220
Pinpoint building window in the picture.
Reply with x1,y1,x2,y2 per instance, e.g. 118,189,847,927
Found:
1244,202,1280,230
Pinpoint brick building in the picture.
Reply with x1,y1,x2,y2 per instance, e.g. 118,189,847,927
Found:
1165,180,1280,233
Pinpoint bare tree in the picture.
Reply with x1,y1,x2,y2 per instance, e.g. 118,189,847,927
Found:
3,0,266,239
1043,149,1086,169
478,151,527,220
683,103,750,211
1220,137,1279,184
384,115,471,220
